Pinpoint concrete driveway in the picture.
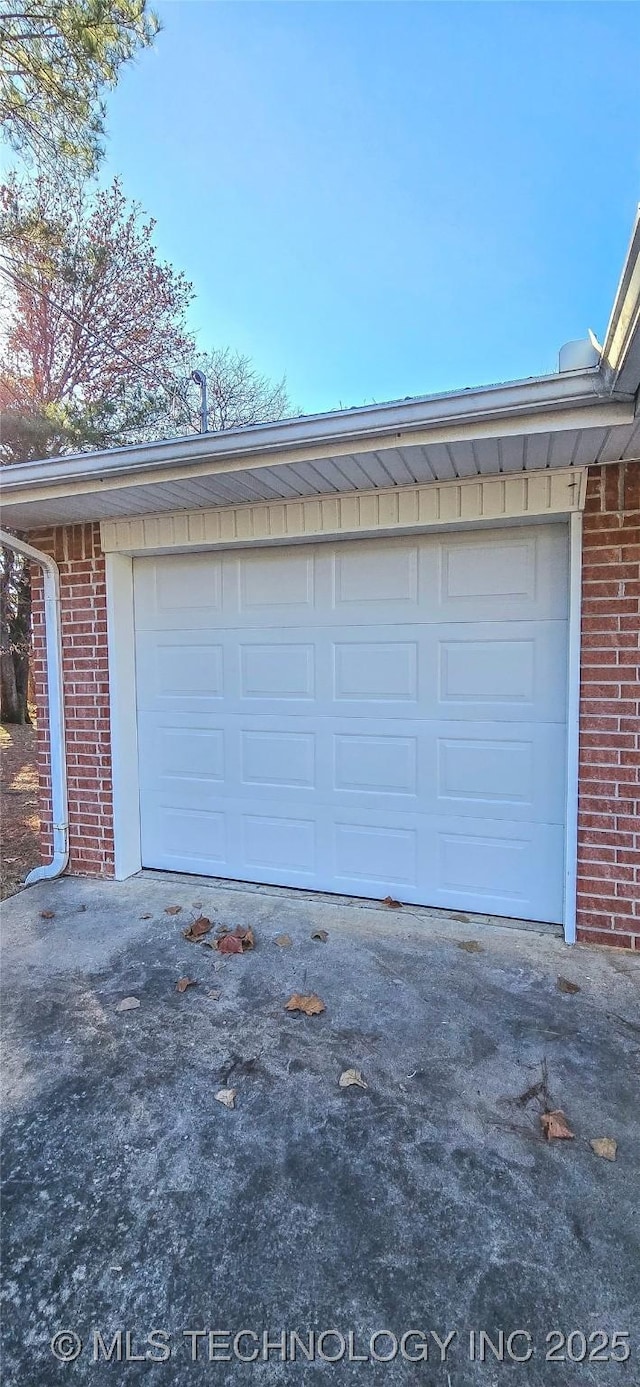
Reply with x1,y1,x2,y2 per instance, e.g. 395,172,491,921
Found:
1,874,639,1385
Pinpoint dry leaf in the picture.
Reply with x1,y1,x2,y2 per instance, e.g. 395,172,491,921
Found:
40,909,55,919
176,977,198,993
557,976,580,994
590,1137,617,1161
457,939,483,954
540,1109,574,1141
216,925,254,953
217,933,243,955
381,895,402,908
311,929,328,942
285,993,326,1016
275,933,293,948
215,1088,236,1109
183,915,212,942
165,905,182,915
116,996,140,1013
339,1068,367,1089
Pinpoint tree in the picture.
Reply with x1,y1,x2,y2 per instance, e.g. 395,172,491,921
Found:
0,545,30,724
0,171,196,454
0,0,159,173
0,171,195,723
171,347,294,436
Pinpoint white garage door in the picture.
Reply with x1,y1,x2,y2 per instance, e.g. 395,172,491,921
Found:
133,524,568,923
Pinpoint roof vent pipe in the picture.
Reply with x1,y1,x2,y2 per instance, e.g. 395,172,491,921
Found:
558,332,601,372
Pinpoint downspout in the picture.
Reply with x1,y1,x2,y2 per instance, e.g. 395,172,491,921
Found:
0,528,69,882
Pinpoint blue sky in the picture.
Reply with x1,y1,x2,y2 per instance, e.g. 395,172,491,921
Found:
33,4,640,413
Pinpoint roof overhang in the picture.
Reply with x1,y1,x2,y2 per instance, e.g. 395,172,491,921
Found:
2,203,640,533
1,365,638,531
601,205,640,398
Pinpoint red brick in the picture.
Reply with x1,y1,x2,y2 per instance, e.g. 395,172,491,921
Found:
577,927,635,949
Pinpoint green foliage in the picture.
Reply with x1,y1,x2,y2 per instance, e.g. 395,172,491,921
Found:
0,0,159,172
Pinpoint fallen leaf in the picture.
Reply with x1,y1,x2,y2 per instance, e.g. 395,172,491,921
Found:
215,1088,236,1109
183,915,212,942
207,989,221,1000
540,1109,574,1141
40,910,55,919
285,993,326,1016
216,925,254,953
381,895,402,908
165,905,182,915
457,939,484,954
216,933,244,954
557,976,580,994
590,1137,617,1161
176,977,198,993
275,933,293,948
311,928,328,943
139,913,152,920
339,1068,367,1089
116,996,140,1013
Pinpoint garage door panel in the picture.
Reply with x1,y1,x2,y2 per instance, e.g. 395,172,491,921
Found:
333,820,418,887
134,552,223,629
432,819,565,923
137,712,564,823
141,805,227,873
333,732,418,796
433,621,567,720
135,630,225,712
133,526,566,632
238,549,315,613
134,526,568,923
437,525,568,621
332,542,420,608
433,722,565,823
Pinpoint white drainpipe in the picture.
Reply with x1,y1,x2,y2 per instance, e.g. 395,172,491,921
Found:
0,528,69,882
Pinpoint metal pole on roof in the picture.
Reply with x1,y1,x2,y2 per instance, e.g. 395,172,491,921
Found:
190,370,209,433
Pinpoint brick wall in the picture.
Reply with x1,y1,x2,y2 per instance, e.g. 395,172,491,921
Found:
30,522,114,876
577,459,640,949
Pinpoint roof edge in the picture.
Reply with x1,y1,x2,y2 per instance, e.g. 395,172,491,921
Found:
601,205,640,398
0,365,625,495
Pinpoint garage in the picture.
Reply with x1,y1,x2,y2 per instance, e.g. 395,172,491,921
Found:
133,522,568,923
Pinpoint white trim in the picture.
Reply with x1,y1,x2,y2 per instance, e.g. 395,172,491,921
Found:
563,511,583,945
105,553,142,879
100,469,587,556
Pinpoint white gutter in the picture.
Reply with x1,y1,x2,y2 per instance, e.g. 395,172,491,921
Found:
0,529,68,883
0,364,630,496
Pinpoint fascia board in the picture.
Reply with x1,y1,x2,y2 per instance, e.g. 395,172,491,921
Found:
0,366,624,499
